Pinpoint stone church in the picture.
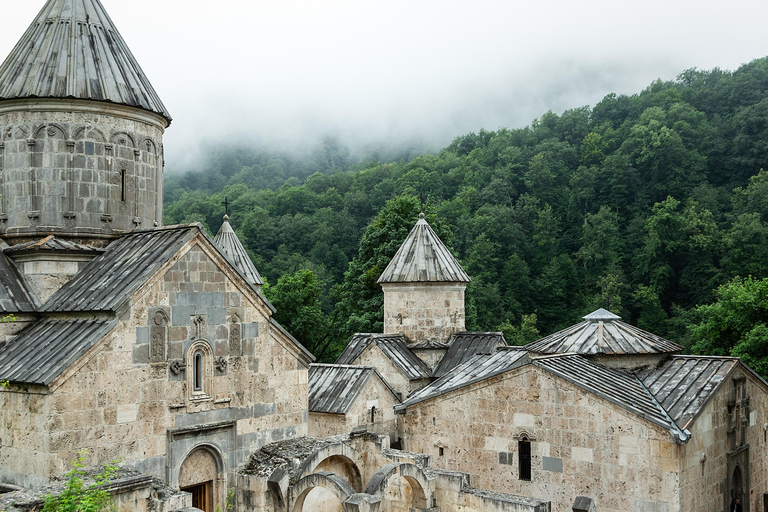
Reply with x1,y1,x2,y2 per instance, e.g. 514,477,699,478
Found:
1,2,767,512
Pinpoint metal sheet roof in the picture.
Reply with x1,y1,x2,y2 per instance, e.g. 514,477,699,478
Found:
335,333,431,380
0,0,171,123
396,349,529,411
432,332,507,378
534,354,684,438
41,224,198,312
0,318,116,384
6,235,105,254
308,364,398,414
213,216,263,286
524,309,683,355
0,253,38,312
639,356,739,430
378,214,470,284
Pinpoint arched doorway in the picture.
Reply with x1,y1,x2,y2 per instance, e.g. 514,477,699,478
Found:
731,465,744,509
179,446,223,512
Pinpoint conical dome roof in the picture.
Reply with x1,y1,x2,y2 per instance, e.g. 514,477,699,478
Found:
524,308,683,355
378,213,470,284
214,216,263,287
0,0,171,123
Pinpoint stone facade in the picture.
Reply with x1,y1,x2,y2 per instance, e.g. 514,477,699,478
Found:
382,282,466,343
309,373,399,439
401,365,685,512
679,367,768,512
0,99,167,244
0,232,310,500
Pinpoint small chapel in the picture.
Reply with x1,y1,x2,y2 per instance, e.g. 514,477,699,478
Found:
1,2,768,512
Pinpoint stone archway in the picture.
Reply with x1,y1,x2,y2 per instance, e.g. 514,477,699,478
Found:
364,463,431,510
179,446,224,512
296,442,364,492
290,471,356,512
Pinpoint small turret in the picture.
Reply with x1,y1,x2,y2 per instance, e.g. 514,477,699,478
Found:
378,213,470,344
213,215,263,290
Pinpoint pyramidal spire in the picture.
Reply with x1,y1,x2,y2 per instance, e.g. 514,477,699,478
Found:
0,0,171,123
214,215,264,288
378,213,470,284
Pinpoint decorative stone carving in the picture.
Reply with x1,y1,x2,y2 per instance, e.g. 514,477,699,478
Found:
169,359,185,375
192,315,206,340
228,314,242,355
150,310,168,363
215,356,227,372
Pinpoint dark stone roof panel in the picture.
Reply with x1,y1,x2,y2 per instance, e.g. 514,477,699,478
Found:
432,332,507,378
0,253,38,312
308,365,377,414
41,225,198,312
0,318,116,384
639,356,738,429
335,334,431,380
396,349,529,411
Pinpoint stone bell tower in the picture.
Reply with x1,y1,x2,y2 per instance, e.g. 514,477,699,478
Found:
0,0,172,248
377,213,471,344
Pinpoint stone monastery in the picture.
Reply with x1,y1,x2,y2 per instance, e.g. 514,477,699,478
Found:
1,2,767,512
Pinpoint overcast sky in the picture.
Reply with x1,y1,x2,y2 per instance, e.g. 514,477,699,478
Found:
2,0,768,168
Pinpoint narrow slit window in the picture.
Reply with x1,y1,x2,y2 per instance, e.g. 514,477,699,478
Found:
370,406,376,423
120,169,126,201
193,351,203,391
519,437,531,481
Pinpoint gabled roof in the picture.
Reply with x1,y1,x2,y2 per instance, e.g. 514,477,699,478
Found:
432,332,508,378
0,0,171,123
41,224,198,312
534,354,688,442
308,364,399,414
336,333,431,380
377,213,470,284
524,308,683,355
396,349,529,411
0,318,116,384
5,235,105,254
638,356,740,430
0,253,38,312
213,216,263,286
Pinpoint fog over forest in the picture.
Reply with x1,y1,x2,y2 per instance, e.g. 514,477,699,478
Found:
3,0,768,168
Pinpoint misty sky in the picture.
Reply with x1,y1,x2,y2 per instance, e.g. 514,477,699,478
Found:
2,0,768,168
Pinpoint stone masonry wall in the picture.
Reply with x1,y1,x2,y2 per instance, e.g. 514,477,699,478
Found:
382,283,466,343
402,365,681,512
679,367,768,512
0,101,166,241
0,235,308,495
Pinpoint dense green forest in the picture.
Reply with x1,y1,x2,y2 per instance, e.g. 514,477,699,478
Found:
165,57,768,364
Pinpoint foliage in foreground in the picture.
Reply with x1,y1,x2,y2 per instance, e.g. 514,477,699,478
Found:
42,452,119,512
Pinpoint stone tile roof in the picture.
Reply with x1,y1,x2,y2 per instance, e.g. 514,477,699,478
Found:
41,224,199,312
0,0,171,123
638,356,741,430
377,213,470,284
0,253,38,312
336,333,431,380
308,364,398,414
432,331,508,378
5,235,105,254
0,318,116,384
213,216,263,286
524,308,683,355
395,349,529,412
533,354,686,440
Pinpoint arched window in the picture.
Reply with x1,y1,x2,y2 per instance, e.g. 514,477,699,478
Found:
370,406,376,424
187,341,213,401
193,351,203,391
519,436,531,481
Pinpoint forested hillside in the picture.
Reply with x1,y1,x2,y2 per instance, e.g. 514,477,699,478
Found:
165,57,768,363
